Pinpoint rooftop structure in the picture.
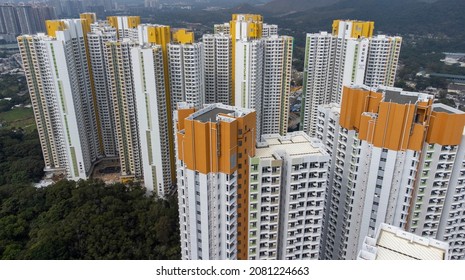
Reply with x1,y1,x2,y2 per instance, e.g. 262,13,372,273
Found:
358,223,449,260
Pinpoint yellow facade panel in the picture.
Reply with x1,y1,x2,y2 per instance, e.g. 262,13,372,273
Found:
107,16,118,29
351,21,374,38
127,16,141,29
80,13,96,24
172,29,194,44
46,20,66,38
332,19,374,38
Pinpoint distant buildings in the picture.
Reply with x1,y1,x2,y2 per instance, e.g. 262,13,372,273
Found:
214,14,293,140
18,15,177,197
301,20,401,136
0,3,56,42
49,0,114,17
168,30,204,108
203,32,232,105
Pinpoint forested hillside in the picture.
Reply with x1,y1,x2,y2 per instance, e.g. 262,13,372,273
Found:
0,179,180,259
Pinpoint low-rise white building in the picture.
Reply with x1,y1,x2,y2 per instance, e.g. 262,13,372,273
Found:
358,223,449,260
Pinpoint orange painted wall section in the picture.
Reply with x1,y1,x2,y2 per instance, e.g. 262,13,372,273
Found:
176,107,256,175
340,87,381,131
339,86,437,151
219,120,238,173
358,114,375,141
371,103,423,151
427,112,465,146
235,112,255,260
408,124,426,151
176,108,195,132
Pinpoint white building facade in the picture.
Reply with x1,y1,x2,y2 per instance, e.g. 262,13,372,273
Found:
301,20,402,137
18,19,101,180
248,132,329,260
132,45,173,196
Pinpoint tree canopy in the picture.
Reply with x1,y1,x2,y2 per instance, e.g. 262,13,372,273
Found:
0,179,180,260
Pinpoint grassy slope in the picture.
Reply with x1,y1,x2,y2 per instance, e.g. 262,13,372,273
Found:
0,108,35,131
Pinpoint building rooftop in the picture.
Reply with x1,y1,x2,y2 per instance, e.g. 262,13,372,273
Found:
432,103,463,114
183,103,254,123
358,223,448,260
192,107,235,123
255,132,327,159
375,86,433,104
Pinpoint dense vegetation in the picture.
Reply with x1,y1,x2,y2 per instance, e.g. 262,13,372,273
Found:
0,125,181,260
0,58,181,260
0,129,44,185
0,74,29,113
0,179,180,259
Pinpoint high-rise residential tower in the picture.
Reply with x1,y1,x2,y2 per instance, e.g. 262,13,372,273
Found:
168,29,204,108
105,40,141,180
261,35,293,136
225,14,293,140
136,24,187,194
317,85,465,260
175,103,256,260
301,20,402,137
132,44,173,196
175,103,329,260
202,33,232,105
249,132,329,260
86,19,118,158
18,19,102,180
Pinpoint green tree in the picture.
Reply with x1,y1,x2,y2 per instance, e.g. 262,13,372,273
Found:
0,179,180,260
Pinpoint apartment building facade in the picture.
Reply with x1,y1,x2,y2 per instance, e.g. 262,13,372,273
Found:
317,85,465,260
301,20,402,137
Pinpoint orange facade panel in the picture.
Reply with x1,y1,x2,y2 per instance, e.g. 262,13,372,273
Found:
182,119,195,168
339,87,369,130
427,112,465,146
236,113,255,260
219,121,238,174
176,107,256,175
407,124,426,151
193,121,211,174
372,103,421,151
340,86,434,151
176,108,195,132
340,87,381,131
359,114,375,141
